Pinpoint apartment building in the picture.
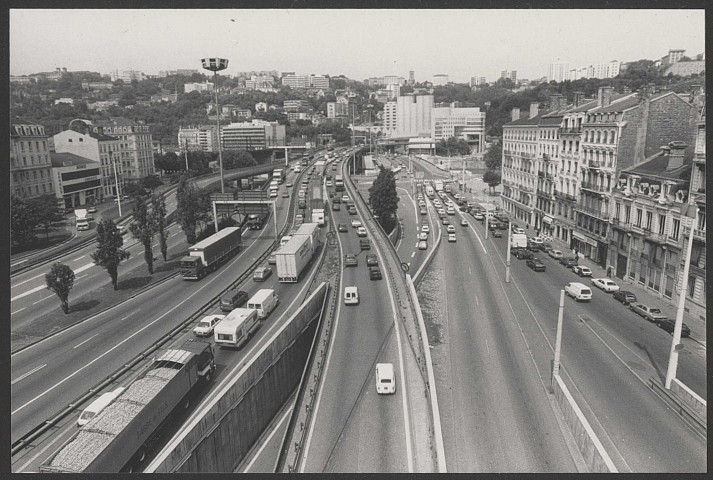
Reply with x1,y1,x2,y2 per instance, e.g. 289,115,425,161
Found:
548,63,569,83
282,75,308,89
283,99,311,112
178,125,220,153
395,94,434,138
383,101,397,137
220,120,286,150
470,76,487,87
432,74,449,86
500,70,517,82
184,81,214,93
90,117,155,181
50,152,103,208
10,121,56,199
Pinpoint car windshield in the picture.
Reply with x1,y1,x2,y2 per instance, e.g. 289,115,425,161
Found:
198,321,211,328
650,308,662,314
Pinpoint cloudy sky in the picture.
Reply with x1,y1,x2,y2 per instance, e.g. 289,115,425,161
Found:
10,9,705,82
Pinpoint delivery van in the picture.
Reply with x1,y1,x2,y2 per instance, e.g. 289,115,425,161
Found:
246,289,279,319
77,387,126,426
214,308,259,348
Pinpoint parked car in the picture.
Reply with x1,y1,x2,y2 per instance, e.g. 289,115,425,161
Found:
572,265,592,277
512,227,525,234
345,254,358,266
87,206,97,214
282,191,289,198
515,248,534,260
285,182,293,187
366,254,378,266
655,319,690,337
448,233,457,242
338,223,348,233
526,258,546,271
613,290,637,305
541,244,554,254
629,303,667,322
591,278,620,293
418,240,428,250
548,249,564,260
560,257,578,268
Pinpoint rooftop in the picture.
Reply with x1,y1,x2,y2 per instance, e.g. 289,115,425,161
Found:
622,149,692,181
504,113,541,127
50,152,99,168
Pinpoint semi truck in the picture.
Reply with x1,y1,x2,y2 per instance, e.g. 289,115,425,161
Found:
39,341,215,473
276,223,319,282
179,227,242,280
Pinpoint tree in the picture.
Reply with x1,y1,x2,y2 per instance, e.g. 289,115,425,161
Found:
368,166,399,230
141,175,164,192
483,143,502,170
11,195,38,249
176,174,202,245
153,194,169,261
130,197,157,274
483,169,501,192
29,194,65,244
91,219,130,290
45,262,75,314
435,137,471,156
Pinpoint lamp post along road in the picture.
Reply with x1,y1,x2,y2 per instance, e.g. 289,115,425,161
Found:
110,150,122,217
551,290,565,392
201,57,228,194
506,220,511,283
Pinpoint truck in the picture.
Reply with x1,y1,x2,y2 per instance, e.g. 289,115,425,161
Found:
334,175,345,192
434,180,443,192
311,208,325,226
214,308,259,348
511,233,528,250
425,185,435,197
39,341,215,473
272,168,285,184
275,223,319,282
179,227,242,280
75,208,90,231
247,213,268,230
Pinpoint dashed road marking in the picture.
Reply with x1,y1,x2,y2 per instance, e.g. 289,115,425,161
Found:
11,364,46,385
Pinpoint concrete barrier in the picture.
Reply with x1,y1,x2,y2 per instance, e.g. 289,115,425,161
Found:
670,378,707,422
552,374,617,473
146,283,328,473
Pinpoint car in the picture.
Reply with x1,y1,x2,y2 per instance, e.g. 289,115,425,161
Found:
420,208,427,215
473,212,485,221
359,239,371,250
86,206,97,214
446,225,456,233
326,180,333,187
342,195,349,203
459,205,468,212
565,282,593,301
338,223,348,233
253,266,272,281
448,233,457,242
488,221,499,231
345,254,358,266
418,232,428,241
357,226,367,237
548,249,563,259
446,208,455,216
268,253,277,265
332,196,341,204
655,319,690,337
442,218,450,225
421,225,430,233
591,278,620,293
527,241,543,251
572,265,592,277
285,182,293,187
515,248,534,260
512,227,525,235
348,206,357,215
344,286,359,305
492,230,502,238
418,240,428,250
193,314,225,337
541,244,554,254
282,191,289,198
333,203,341,211
526,257,547,271
560,257,578,268
498,221,509,230
351,219,362,228
629,303,667,322
369,266,382,280
366,254,378,266
460,218,468,227
375,363,396,395
613,290,637,305
438,208,446,217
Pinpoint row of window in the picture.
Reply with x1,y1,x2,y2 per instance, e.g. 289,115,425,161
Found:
13,169,51,181
13,153,51,168
582,129,618,144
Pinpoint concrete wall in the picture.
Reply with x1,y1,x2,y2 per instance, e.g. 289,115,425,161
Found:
671,377,707,422
148,283,328,473
552,374,617,473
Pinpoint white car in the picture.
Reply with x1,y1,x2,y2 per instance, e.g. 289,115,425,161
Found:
357,226,367,237
344,286,359,305
592,278,620,293
448,233,457,242
418,240,428,250
351,219,362,228
572,265,593,277
446,225,456,233
193,314,225,337
342,195,349,203
512,227,525,235
421,224,430,233
418,232,428,241
375,363,396,395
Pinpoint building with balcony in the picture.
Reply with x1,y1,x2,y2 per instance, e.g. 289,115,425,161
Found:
220,120,286,150
281,74,308,89
90,117,155,181
534,95,567,234
50,152,103,208
383,101,397,137
10,121,56,200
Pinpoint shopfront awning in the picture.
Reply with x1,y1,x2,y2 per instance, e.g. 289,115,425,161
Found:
542,215,553,224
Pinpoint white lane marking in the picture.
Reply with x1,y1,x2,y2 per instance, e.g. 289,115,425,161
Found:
11,307,26,315
12,272,46,288
11,284,46,301
485,339,489,354
32,295,53,305
73,333,99,349
411,251,416,258
72,255,86,262
170,231,179,237
243,398,295,472
11,364,47,385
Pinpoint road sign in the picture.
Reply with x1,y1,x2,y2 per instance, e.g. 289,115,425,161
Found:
236,190,267,201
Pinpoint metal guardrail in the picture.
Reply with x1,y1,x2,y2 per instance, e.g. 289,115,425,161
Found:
648,377,706,438
11,158,320,460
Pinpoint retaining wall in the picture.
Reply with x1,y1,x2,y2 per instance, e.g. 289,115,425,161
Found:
671,377,707,422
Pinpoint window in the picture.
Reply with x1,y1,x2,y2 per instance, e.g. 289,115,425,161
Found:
645,211,653,230
687,276,696,298
625,205,631,224
658,214,666,234
635,208,642,227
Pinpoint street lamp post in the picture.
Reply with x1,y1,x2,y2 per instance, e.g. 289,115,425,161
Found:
109,150,122,217
201,57,229,194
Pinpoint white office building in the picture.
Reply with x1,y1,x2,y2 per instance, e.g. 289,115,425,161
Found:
395,94,434,138
431,103,486,152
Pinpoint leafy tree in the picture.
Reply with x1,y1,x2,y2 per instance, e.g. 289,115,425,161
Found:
141,175,164,192
368,166,399,230
483,143,502,170
435,137,471,156
11,195,38,249
130,197,157,274
176,174,202,245
123,180,147,199
29,194,65,244
91,219,130,290
45,262,75,314
483,169,501,192
153,194,169,261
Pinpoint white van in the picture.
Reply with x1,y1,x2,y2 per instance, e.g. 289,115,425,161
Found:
214,308,259,348
76,219,90,231
247,289,279,319
77,387,126,426
344,286,359,305
565,282,593,302
375,363,396,395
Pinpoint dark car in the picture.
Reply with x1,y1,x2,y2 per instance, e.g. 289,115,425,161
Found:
560,257,578,268
655,319,690,337
345,254,358,266
526,258,546,271
369,266,382,280
366,254,378,266
528,241,543,251
613,290,637,305
220,289,249,312
498,221,510,230
488,221,499,231
359,239,371,250
338,223,348,233
348,206,357,215
515,249,534,260
492,229,502,238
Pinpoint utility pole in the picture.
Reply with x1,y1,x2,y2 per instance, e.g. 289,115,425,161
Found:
110,150,122,217
506,220,511,282
551,290,565,392
183,138,189,171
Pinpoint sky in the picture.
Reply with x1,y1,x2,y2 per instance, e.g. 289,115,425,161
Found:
9,9,706,83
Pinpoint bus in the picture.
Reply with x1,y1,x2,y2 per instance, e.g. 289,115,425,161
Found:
334,175,345,192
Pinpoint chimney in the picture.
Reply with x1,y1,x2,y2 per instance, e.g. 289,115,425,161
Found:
597,86,613,107
529,102,539,118
549,94,564,112
511,107,521,122
666,141,687,171
639,83,655,99
573,91,585,107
